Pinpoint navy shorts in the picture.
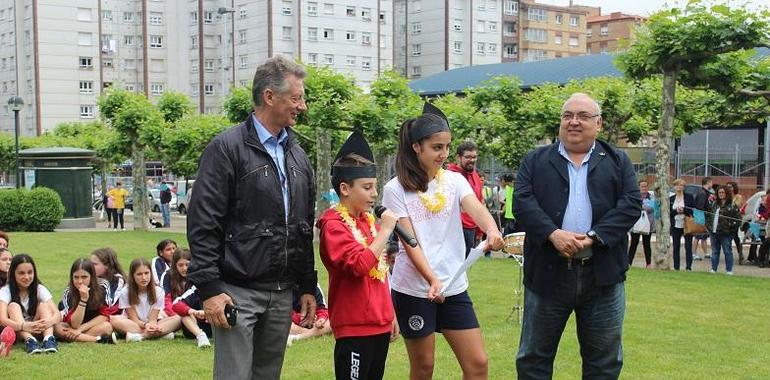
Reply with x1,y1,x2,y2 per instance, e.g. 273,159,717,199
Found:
391,290,480,339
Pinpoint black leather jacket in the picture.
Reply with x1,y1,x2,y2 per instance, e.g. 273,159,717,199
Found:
187,115,317,300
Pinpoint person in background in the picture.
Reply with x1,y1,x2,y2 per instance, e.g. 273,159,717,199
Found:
151,239,177,286
670,179,696,271
161,248,211,348
706,186,741,275
106,182,129,231
629,179,655,268
0,231,9,249
726,181,744,264
447,140,484,258
159,181,175,228
90,248,126,315
0,248,11,288
54,258,116,344
693,177,714,260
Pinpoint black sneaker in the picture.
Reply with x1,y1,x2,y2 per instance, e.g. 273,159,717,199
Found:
25,337,42,355
42,336,58,353
96,332,119,345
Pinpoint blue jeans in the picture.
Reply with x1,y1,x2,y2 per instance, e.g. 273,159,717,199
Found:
160,203,171,227
516,261,625,380
710,232,734,272
671,227,693,270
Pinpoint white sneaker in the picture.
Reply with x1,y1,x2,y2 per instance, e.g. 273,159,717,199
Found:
121,228,127,231
286,334,297,347
709,269,716,274
126,332,143,342
726,271,734,275
163,332,175,340
196,333,211,348
113,228,117,231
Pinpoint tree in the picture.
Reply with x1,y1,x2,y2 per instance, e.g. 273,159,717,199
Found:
222,85,253,124
161,114,229,179
97,89,164,230
618,1,770,269
157,91,194,123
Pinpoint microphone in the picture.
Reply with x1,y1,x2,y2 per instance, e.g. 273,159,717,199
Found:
374,206,418,248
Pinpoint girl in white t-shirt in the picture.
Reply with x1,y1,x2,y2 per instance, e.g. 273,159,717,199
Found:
110,257,181,342
381,103,503,380
0,254,60,354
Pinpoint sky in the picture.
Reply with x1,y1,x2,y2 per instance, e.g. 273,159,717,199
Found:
535,0,770,16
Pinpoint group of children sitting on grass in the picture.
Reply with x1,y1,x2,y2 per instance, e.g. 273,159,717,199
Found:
0,235,334,357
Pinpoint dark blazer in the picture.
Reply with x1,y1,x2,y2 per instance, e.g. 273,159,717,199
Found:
669,193,695,232
514,140,641,296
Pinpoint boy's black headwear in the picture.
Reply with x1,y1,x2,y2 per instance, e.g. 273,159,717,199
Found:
331,131,377,186
409,102,450,143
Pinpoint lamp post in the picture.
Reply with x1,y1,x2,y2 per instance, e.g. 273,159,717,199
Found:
7,96,23,189
218,6,236,90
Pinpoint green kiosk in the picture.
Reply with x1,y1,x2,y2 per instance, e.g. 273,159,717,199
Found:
19,147,96,229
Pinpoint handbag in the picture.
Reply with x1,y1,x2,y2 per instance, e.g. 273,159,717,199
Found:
684,216,707,235
631,210,651,235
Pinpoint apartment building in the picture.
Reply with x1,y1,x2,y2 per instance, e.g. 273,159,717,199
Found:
517,1,592,62
586,11,645,54
0,0,393,135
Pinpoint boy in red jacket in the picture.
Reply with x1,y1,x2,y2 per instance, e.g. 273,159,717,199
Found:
317,131,400,380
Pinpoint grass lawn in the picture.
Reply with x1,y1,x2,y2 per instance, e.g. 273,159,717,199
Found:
3,231,770,379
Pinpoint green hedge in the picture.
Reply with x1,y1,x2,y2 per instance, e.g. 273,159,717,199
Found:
0,187,65,231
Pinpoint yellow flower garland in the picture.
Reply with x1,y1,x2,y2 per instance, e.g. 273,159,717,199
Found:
418,169,447,213
334,204,388,282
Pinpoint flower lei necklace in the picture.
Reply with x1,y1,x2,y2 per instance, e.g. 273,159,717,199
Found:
334,204,388,282
418,169,447,213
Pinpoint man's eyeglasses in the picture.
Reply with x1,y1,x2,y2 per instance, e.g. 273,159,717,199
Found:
561,112,600,122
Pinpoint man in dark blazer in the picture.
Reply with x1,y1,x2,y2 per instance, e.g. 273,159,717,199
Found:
514,93,641,379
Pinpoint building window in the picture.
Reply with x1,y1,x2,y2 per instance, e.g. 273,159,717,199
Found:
600,24,608,36
238,30,247,44
204,83,214,95
346,6,355,16
586,28,593,38
380,11,386,24
308,27,318,41
361,7,371,21
527,8,546,22
190,59,198,72
412,22,421,34
282,26,292,40
488,43,497,54
149,35,163,48
190,11,198,24
570,15,579,26
149,12,162,25
569,36,579,47
323,54,334,65
345,56,356,66
203,11,213,24
555,14,562,24
476,42,485,54
361,32,371,45
79,81,93,94
239,6,247,18
361,57,371,70
505,44,518,56
78,32,92,46
77,8,91,21
453,19,462,32
282,1,292,15
80,105,94,118
346,31,356,41
524,28,547,43
504,22,516,36
307,53,318,64
124,35,135,46
476,20,485,33
307,2,317,16
125,84,135,91
79,57,93,69
323,28,333,40
323,3,333,14
239,55,248,68
150,83,164,95
525,49,548,61
204,59,215,72
191,35,198,49
453,41,462,53
411,44,421,56
412,65,421,77
413,0,421,12
123,12,134,23
488,21,497,32
102,58,112,67
102,10,112,21
504,0,518,15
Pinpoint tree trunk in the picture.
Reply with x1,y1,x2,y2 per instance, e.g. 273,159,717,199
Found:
131,140,149,231
375,152,393,205
653,69,677,269
315,128,332,213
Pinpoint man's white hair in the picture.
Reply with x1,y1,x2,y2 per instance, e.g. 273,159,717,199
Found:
561,93,602,116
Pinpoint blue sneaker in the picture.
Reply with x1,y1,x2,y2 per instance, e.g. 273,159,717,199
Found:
25,337,42,355
42,336,58,353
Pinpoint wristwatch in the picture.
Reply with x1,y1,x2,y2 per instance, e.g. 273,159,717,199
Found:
586,230,605,246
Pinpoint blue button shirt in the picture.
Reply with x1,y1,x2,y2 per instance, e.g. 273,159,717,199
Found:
252,115,290,219
558,142,595,234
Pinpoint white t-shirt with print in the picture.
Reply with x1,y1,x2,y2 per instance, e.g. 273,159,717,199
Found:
382,170,474,298
0,284,53,319
117,285,165,322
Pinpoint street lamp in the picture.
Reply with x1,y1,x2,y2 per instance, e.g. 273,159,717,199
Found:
7,96,23,189
218,6,236,90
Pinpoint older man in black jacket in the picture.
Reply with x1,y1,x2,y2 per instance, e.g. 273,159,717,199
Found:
514,93,641,380
187,56,317,380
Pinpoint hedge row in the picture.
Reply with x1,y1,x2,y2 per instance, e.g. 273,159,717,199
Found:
0,187,65,232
